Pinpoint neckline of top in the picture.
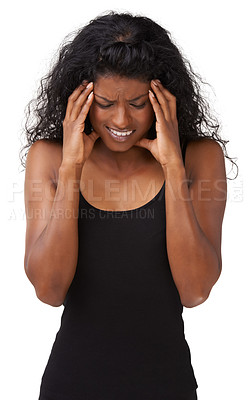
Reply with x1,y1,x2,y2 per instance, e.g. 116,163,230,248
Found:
79,181,165,213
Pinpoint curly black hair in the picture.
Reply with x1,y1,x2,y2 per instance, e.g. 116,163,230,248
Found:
19,10,238,179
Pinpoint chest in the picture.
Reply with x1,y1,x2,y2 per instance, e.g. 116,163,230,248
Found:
53,142,192,212
79,158,166,212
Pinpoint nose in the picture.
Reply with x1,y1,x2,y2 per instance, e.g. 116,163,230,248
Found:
111,104,132,130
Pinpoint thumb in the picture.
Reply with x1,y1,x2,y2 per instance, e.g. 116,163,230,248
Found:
134,137,152,151
85,129,100,143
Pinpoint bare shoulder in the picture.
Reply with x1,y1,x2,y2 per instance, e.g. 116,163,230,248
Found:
27,139,63,183
186,137,223,152
185,137,225,180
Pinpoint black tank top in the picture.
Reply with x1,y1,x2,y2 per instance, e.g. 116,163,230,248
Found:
38,140,198,399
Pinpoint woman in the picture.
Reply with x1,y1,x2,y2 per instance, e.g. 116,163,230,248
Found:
21,11,234,400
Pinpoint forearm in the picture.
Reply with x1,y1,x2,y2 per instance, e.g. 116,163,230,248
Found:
27,163,83,306
163,161,220,308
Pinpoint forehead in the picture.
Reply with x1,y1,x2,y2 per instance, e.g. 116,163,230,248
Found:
94,75,150,98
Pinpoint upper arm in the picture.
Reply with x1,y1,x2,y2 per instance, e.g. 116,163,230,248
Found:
24,139,61,272
187,138,227,271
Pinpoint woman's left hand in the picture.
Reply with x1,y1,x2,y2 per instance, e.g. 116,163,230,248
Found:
135,79,183,169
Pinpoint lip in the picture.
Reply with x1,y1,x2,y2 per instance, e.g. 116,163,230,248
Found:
106,126,135,142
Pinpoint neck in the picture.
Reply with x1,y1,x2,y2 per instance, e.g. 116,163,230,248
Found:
93,138,153,176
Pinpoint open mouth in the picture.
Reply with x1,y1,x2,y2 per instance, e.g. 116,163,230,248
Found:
106,126,135,141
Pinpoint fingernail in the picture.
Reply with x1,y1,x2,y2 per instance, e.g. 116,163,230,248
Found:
152,80,158,86
86,82,93,89
149,90,155,97
87,91,94,99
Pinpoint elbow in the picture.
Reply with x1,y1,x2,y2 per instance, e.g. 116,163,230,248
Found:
36,285,65,307
182,293,209,308
180,263,221,308
24,260,65,307
180,287,211,308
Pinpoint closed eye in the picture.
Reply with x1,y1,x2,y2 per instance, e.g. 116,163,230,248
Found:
96,102,146,109
96,103,112,108
131,103,146,109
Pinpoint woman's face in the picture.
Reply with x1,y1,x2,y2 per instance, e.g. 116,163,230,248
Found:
89,75,155,150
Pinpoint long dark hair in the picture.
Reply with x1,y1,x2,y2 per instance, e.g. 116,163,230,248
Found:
19,10,238,179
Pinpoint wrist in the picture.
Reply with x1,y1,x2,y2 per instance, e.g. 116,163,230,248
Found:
161,158,185,178
59,162,84,182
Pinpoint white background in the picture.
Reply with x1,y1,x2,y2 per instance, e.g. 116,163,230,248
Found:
1,0,251,399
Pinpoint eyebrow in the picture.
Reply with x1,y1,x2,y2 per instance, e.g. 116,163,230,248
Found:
94,92,149,102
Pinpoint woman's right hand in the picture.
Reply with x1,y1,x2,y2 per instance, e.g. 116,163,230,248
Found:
62,81,100,167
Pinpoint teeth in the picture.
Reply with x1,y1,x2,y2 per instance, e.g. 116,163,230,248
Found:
109,127,133,136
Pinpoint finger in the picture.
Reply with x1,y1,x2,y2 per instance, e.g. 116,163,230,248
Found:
70,82,93,121
85,129,100,143
65,81,89,119
134,137,152,151
151,81,172,122
77,91,94,124
153,80,177,122
148,90,167,129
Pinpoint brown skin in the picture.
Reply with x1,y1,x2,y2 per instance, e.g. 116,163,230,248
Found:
61,80,100,166
137,79,227,307
24,75,227,308
87,76,227,307
82,75,165,208
88,75,155,173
